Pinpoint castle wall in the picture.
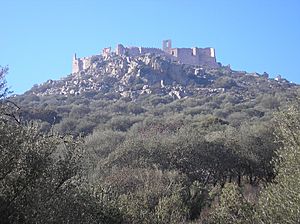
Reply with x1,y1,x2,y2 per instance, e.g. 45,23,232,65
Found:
167,47,218,67
116,44,125,55
172,48,198,65
197,48,218,67
72,57,93,73
197,48,212,57
139,47,166,55
125,47,140,57
72,58,83,73
73,40,219,73
82,57,92,70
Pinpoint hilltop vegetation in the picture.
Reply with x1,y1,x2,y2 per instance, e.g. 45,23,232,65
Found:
14,54,298,136
1,55,300,224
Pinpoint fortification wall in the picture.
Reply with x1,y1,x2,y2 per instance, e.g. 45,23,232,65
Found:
125,47,140,57
167,47,218,67
73,40,219,73
197,48,218,67
72,57,93,73
82,57,92,70
174,48,199,65
139,47,165,55
116,44,125,55
72,59,82,73
196,48,216,60
116,45,172,58
169,48,178,58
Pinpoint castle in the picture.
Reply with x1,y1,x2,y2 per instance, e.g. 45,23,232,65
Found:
72,40,219,73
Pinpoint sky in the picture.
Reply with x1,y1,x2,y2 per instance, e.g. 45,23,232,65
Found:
0,0,300,94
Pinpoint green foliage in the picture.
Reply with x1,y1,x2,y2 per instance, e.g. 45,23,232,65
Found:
3,65,300,223
214,76,237,89
54,117,78,135
69,104,91,119
202,99,300,224
20,108,60,124
259,95,280,110
155,192,188,224
0,66,9,98
256,101,300,223
107,115,142,132
204,183,255,224
0,124,123,223
114,169,189,224
0,102,122,223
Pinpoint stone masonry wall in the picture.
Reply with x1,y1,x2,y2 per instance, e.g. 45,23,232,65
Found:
169,47,218,67
72,57,93,73
139,47,165,55
72,40,219,73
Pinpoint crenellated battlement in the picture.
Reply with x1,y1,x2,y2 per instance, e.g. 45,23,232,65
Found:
72,40,219,73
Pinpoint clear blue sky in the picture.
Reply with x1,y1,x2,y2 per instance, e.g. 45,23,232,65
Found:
1,0,299,94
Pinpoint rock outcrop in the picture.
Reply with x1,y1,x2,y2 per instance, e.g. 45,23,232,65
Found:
27,53,295,100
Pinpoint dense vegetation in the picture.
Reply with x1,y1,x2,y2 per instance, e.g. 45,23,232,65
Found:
1,64,300,223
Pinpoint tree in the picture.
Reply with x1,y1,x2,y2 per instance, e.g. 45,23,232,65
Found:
0,66,9,99
256,100,300,223
155,192,188,224
0,67,122,223
204,183,255,224
0,121,122,223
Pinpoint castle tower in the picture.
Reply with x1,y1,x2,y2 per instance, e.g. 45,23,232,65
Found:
72,53,83,73
116,44,125,55
162,39,172,53
72,53,78,73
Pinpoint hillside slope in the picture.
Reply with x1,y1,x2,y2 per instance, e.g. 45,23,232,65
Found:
12,53,299,135
6,52,300,223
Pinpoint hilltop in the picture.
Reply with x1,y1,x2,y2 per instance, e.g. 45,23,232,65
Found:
12,51,298,135
4,43,300,223
72,40,219,73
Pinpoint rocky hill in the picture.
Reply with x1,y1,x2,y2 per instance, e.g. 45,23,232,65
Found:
26,54,296,100
5,50,300,224
12,53,299,135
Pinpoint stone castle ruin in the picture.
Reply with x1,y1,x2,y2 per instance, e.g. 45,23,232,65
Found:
72,40,219,73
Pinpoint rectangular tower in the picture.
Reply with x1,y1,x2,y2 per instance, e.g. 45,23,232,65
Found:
162,39,172,53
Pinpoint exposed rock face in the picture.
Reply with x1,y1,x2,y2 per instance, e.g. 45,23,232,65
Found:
28,53,296,100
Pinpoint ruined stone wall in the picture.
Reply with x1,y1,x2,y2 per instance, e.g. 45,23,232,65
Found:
168,47,218,67
82,57,92,70
116,44,125,55
72,57,93,73
72,58,83,73
139,47,166,55
170,48,178,57
116,45,143,57
172,48,198,65
73,40,219,73
197,48,218,67
125,47,140,57
196,48,216,59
